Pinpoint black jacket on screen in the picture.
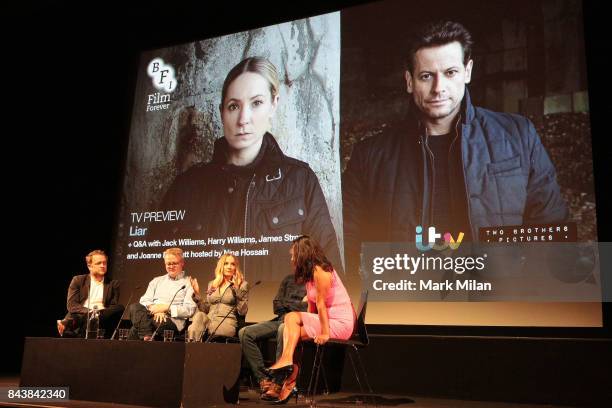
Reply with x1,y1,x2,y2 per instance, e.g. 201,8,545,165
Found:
343,89,568,276
155,133,342,281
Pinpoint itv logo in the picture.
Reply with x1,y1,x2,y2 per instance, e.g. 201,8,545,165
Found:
415,225,464,251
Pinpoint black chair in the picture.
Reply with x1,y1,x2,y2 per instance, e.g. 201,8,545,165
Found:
305,289,374,407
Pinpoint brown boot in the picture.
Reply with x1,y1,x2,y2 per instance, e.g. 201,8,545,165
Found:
260,382,281,401
259,378,273,394
56,320,65,337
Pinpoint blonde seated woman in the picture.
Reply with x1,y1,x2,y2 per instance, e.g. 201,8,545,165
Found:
187,253,249,341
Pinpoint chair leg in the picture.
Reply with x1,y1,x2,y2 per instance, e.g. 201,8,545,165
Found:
320,363,329,395
295,343,305,399
306,344,318,405
351,345,375,406
306,344,325,407
346,348,365,400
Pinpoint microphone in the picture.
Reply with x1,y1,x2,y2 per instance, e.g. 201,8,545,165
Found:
86,305,98,339
85,279,93,339
150,285,186,341
204,280,261,343
110,285,142,340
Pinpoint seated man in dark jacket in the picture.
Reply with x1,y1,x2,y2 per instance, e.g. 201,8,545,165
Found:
343,20,568,276
57,250,124,338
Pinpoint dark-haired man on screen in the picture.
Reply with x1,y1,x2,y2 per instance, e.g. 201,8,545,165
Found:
343,20,568,276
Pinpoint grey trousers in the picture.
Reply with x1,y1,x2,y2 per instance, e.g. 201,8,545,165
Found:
238,320,284,382
187,310,238,341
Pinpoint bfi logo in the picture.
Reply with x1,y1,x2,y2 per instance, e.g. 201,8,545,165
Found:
146,58,176,112
415,225,464,251
147,58,177,92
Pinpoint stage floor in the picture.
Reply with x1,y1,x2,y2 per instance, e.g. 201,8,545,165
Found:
1,376,576,408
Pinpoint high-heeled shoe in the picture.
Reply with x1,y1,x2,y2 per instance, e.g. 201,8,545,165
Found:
261,365,293,401
274,386,298,405
272,363,299,404
266,364,294,385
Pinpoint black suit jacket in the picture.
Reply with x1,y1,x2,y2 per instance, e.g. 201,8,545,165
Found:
67,274,121,314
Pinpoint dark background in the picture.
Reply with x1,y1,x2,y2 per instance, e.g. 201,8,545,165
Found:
3,0,610,376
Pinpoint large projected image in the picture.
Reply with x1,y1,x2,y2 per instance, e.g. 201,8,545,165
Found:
113,13,342,321
113,0,602,327
340,0,601,326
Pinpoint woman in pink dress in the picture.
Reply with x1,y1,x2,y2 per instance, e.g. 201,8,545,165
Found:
263,235,355,403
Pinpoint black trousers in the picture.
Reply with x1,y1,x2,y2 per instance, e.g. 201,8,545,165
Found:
62,304,125,338
127,303,179,340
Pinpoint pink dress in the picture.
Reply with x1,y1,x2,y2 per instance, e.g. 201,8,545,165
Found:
299,270,355,340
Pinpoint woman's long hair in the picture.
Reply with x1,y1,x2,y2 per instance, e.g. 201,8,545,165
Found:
291,235,333,284
211,253,244,289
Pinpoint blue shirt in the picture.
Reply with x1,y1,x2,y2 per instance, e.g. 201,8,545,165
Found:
139,271,196,331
